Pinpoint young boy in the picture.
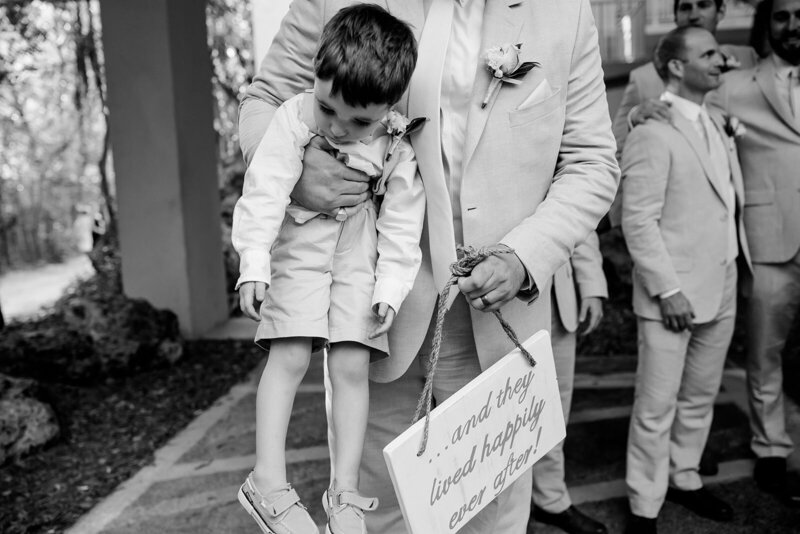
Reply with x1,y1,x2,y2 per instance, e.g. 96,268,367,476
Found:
232,5,423,534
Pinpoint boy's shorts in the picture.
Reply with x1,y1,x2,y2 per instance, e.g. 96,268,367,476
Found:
255,201,389,359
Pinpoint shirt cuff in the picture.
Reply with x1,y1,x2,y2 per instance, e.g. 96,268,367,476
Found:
627,105,639,131
236,249,271,290
371,277,409,314
659,288,681,299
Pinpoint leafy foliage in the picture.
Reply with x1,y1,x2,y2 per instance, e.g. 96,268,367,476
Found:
0,0,253,291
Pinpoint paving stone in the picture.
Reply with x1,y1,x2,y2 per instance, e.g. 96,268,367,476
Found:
571,387,634,413
575,354,637,375
563,403,751,486
178,391,326,463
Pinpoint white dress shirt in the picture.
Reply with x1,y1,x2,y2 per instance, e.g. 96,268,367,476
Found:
772,53,800,120
440,0,485,245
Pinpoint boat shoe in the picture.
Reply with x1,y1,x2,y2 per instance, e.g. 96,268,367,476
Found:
237,473,317,534
322,487,379,534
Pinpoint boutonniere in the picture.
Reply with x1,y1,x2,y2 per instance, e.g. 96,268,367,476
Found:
481,43,540,108
720,52,741,73
384,110,426,161
723,115,747,138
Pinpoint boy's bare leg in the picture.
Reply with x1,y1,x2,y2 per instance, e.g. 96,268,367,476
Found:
327,341,370,490
252,337,312,493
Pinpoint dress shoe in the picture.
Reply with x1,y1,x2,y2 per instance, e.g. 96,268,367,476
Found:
533,505,608,534
665,486,733,521
698,448,719,476
624,513,657,534
754,457,800,507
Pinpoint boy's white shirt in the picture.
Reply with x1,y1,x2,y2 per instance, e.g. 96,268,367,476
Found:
232,92,425,313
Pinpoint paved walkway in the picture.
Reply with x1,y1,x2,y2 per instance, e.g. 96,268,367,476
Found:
0,255,94,320
67,318,800,534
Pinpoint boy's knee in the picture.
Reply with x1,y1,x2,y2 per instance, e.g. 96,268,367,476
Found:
267,338,312,377
327,344,369,385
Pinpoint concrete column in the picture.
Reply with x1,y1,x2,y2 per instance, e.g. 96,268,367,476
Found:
99,0,227,337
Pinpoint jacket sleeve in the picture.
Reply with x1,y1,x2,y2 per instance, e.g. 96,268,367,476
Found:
612,73,643,161
620,125,679,297
571,231,608,300
372,142,425,312
238,0,324,165
500,0,620,293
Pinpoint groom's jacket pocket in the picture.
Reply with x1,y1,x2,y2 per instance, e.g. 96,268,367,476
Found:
509,86,562,127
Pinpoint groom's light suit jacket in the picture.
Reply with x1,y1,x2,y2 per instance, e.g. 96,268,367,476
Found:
239,0,620,382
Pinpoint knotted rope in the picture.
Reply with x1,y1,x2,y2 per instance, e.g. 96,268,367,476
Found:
411,244,537,456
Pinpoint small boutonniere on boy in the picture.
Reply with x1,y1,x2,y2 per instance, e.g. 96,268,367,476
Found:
481,43,540,108
723,115,747,138
384,110,427,161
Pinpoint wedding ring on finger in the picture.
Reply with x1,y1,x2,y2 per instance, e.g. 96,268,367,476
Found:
480,295,491,308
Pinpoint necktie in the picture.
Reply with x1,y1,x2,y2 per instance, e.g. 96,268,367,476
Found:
407,0,457,297
790,68,800,120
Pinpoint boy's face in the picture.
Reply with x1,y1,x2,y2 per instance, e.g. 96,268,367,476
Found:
313,78,390,144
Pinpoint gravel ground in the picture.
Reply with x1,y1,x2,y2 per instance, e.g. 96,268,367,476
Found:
0,339,263,534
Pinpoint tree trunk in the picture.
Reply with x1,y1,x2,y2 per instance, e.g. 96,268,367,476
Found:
0,301,5,330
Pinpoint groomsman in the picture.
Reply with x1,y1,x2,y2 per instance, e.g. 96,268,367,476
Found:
532,233,608,534
621,26,751,534
710,0,800,507
613,0,759,157
608,0,759,236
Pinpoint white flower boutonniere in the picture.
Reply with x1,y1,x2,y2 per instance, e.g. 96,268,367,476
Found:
721,52,741,73
724,115,747,138
384,110,426,161
481,43,540,108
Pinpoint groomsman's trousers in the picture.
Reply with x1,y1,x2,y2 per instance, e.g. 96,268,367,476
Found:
531,296,575,513
627,262,737,518
746,250,800,459
359,295,533,534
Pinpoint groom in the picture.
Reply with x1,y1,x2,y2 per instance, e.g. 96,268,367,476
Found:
239,1,619,532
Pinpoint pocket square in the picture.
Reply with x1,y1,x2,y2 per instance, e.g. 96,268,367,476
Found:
517,79,553,111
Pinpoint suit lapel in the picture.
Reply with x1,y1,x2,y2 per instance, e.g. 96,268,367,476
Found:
462,0,526,169
708,110,742,210
755,60,800,136
672,113,728,204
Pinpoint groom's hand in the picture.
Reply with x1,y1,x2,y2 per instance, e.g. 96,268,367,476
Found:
292,136,372,216
459,250,526,312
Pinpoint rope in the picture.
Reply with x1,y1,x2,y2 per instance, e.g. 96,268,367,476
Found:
412,244,537,456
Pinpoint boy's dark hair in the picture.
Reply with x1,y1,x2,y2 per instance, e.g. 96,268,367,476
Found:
314,4,417,107
673,0,724,15
654,26,696,81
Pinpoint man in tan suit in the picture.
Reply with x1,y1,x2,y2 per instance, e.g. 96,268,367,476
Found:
238,1,619,532
612,0,759,158
532,232,608,534
710,0,800,507
607,0,759,233
621,26,751,534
